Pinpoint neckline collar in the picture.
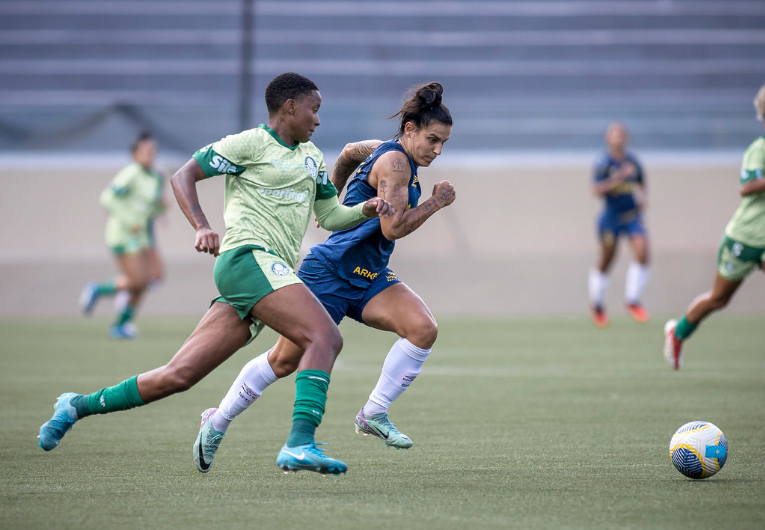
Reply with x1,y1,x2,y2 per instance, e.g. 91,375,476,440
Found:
259,124,299,150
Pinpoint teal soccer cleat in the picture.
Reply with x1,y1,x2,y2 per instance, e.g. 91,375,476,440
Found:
276,443,347,476
354,408,413,449
193,408,225,473
109,323,136,340
79,281,99,316
38,392,79,451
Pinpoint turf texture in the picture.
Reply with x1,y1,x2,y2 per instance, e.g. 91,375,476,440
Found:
1,316,763,529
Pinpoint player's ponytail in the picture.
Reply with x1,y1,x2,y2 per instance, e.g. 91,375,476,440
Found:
389,82,453,138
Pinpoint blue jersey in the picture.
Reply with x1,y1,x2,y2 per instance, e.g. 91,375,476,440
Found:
594,152,644,215
309,140,421,288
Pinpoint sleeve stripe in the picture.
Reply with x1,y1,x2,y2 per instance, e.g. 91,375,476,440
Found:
192,145,246,178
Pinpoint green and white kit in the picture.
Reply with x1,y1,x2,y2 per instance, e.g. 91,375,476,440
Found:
100,162,164,255
719,136,765,280
193,125,368,331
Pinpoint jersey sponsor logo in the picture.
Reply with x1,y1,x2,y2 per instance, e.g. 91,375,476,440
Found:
209,154,244,174
353,267,379,280
256,187,308,202
271,262,290,276
305,156,319,179
269,159,304,169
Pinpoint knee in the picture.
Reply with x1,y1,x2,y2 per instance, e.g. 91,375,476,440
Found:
269,350,300,378
405,317,438,350
125,277,149,293
313,326,343,357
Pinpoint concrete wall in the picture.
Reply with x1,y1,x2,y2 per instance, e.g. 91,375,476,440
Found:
1,154,763,317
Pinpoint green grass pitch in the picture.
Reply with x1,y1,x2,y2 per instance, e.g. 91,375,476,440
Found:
1,316,764,529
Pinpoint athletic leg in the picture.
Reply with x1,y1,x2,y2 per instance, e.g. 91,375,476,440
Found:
39,302,252,451
109,252,151,338
244,284,346,474
354,283,437,449
664,273,742,369
589,231,617,328
116,247,164,311
625,233,651,322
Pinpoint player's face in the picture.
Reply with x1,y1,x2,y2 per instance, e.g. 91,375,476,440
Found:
406,121,451,167
289,90,322,143
606,126,628,151
133,140,156,168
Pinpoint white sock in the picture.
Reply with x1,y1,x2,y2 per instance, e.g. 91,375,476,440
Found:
625,262,650,305
588,268,610,309
114,289,130,312
211,350,278,433
364,338,431,417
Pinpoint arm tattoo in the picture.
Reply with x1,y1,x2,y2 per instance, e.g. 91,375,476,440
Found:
349,140,380,162
331,140,382,192
391,158,406,173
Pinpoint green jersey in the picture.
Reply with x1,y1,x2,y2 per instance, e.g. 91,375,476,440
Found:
100,161,164,230
192,125,338,267
725,136,765,248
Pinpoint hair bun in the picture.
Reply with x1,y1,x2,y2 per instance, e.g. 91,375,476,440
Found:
416,82,443,108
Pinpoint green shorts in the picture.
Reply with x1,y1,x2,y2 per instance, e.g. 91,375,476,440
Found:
717,235,765,281
213,245,302,339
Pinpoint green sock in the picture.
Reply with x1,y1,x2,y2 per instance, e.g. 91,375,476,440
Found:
674,315,698,341
285,370,330,447
115,305,135,326
70,375,145,418
96,281,117,296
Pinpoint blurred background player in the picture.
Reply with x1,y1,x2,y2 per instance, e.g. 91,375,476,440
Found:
192,82,455,473
664,83,765,369
79,132,166,339
588,122,650,328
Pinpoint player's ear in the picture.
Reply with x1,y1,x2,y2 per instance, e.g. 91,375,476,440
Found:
284,99,296,115
403,121,416,138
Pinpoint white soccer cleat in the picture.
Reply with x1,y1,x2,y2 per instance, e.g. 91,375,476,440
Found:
663,319,683,370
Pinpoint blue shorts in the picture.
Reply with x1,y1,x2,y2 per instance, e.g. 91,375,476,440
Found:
597,210,646,242
297,254,401,325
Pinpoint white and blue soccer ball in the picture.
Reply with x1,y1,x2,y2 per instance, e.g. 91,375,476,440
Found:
669,421,728,479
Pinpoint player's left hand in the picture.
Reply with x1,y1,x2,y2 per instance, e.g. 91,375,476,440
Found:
362,197,395,218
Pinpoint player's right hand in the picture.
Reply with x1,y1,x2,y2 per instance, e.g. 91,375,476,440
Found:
195,227,220,257
432,180,456,207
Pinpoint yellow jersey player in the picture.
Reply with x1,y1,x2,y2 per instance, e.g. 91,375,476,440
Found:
664,83,765,369
38,73,394,477
79,132,165,339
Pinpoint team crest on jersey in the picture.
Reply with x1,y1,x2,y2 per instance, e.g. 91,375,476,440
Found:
305,156,318,179
271,262,290,276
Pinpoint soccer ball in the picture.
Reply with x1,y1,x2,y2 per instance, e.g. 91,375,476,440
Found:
669,421,728,479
